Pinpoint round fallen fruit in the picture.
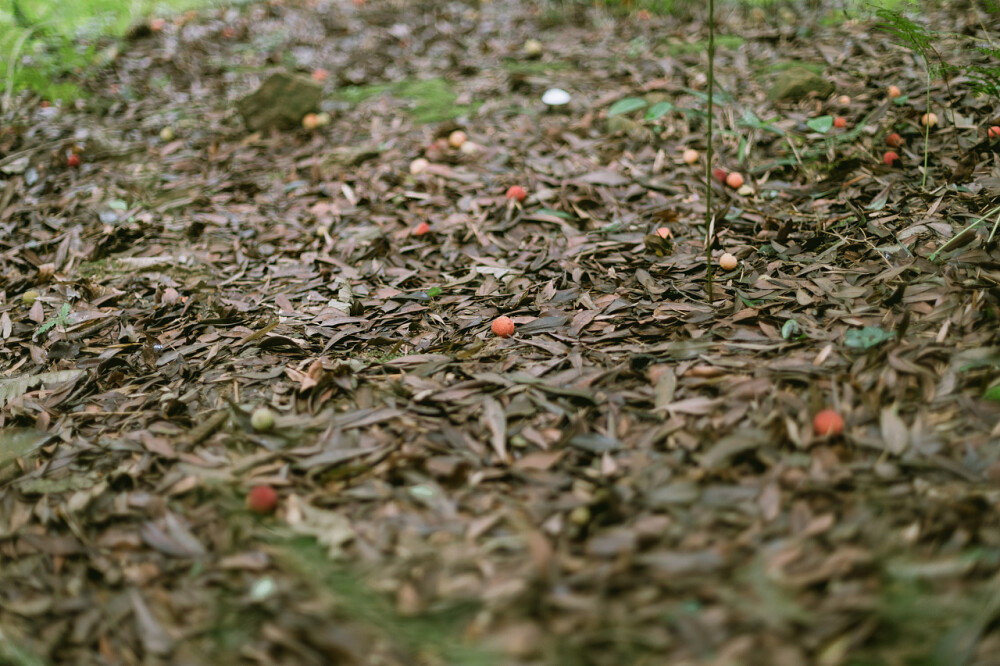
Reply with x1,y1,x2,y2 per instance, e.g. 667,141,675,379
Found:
247,485,278,514
886,133,904,148
989,126,1000,139
159,127,175,142
251,407,275,432
459,141,479,155
523,38,543,58
491,316,515,338
712,167,728,184
682,148,699,165
448,130,467,149
315,112,331,127
719,253,739,270
725,172,745,189
150,17,165,31
887,85,902,99
311,68,329,82
655,227,671,239
413,222,431,236
409,158,429,175
883,151,900,166
506,185,527,202
67,154,81,168
813,409,844,437
302,113,321,130
21,290,40,306
837,95,851,106
920,112,938,127
833,116,847,128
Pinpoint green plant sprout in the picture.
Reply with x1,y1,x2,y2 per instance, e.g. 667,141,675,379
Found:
35,302,71,337
928,203,1000,263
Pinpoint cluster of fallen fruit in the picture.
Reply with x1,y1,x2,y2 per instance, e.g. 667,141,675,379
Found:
231,84,938,516
93,75,986,519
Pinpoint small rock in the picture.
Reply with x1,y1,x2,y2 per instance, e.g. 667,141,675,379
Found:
768,67,834,102
236,72,323,131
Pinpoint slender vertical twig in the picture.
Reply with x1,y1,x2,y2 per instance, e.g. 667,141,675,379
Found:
922,63,930,189
704,0,715,303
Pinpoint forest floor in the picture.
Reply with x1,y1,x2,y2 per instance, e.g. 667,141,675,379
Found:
2,1,1000,664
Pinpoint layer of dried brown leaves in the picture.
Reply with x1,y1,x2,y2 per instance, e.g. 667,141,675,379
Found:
2,1,1000,664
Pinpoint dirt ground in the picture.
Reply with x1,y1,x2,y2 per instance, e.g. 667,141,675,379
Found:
2,1,1000,664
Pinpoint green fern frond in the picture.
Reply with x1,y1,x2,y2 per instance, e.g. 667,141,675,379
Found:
875,7,932,58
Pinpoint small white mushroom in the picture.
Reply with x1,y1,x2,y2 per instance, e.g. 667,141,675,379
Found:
542,88,571,106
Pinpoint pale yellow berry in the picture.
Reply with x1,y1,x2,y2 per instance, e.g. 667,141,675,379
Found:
409,158,430,175
251,407,275,432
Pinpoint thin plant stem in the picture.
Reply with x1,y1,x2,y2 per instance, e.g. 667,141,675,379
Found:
704,0,715,303
922,62,930,189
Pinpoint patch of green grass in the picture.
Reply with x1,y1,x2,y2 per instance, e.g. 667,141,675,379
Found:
334,77,480,123
269,536,498,665
0,0,231,103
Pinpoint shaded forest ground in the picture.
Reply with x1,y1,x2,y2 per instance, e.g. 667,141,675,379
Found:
2,1,1000,664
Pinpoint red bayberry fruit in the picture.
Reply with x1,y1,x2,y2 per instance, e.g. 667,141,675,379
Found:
66,154,81,167
886,133,904,148
491,316,515,338
882,151,900,166
989,126,1000,139
247,485,278,514
413,222,431,236
833,116,847,128
712,167,728,184
813,409,844,437
506,185,527,202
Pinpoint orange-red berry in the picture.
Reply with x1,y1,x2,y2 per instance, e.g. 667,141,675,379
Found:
491,316,515,338
506,185,527,202
813,409,844,437
247,485,278,514
882,151,899,166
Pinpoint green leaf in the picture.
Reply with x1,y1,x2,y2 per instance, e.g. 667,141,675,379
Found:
607,97,647,117
893,95,909,105
536,208,574,219
781,319,801,340
806,115,834,133
107,199,128,211
644,101,673,121
426,287,442,298
0,428,51,470
844,326,895,350
984,383,1000,402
